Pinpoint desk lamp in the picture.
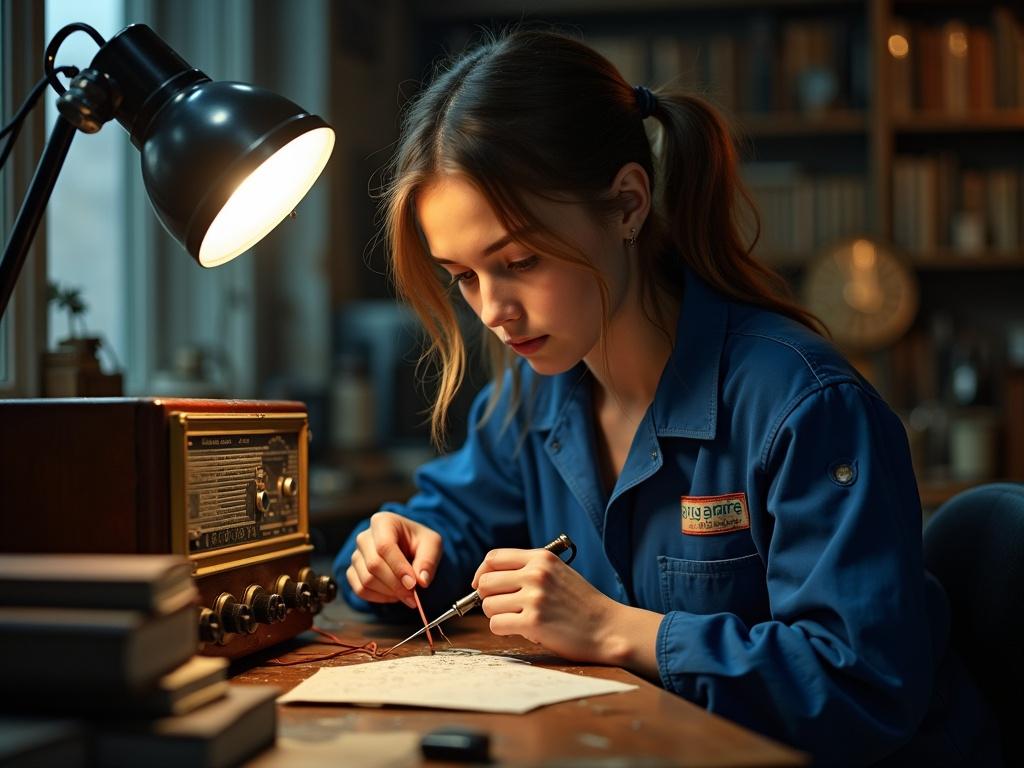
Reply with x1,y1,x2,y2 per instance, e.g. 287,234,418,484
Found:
0,22,335,318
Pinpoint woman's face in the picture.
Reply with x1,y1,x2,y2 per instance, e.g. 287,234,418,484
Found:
415,175,629,376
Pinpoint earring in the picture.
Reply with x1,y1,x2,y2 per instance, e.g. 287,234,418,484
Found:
626,227,638,248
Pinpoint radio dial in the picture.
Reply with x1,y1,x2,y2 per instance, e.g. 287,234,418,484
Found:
255,489,271,514
279,476,298,497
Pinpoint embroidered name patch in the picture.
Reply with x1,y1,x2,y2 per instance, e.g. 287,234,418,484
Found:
680,492,750,536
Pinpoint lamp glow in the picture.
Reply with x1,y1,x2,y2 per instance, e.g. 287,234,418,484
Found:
200,126,335,267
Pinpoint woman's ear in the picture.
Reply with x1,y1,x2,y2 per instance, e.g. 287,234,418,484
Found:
610,162,651,238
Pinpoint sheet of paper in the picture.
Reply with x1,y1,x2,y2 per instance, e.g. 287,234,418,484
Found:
277,652,637,714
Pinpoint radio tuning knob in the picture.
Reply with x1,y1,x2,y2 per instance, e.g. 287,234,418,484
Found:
255,489,272,514
242,585,286,624
198,607,224,645
214,592,256,635
274,575,314,611
279,476,298,497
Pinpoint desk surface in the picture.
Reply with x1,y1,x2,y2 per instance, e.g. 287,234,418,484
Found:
231,605,806,767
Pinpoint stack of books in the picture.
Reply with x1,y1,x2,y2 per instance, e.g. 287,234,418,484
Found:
0,554,279,768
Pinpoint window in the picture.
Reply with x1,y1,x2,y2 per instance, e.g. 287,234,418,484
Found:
44,0,126,373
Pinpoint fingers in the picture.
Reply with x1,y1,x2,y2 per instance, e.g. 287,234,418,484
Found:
354,529,408,597
472,547,557,587
345,563,400,605
369,514,418,590
475,568,523,598
471,548,532,586
410,528,442,588
480,591,522,618
489,612,537,643
351,550,415,608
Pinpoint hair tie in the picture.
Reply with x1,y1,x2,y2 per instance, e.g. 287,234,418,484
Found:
633,85,658,119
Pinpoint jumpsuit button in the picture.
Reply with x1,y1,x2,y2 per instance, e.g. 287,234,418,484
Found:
551,440,561,452
650,450,658,461
830,461,857,486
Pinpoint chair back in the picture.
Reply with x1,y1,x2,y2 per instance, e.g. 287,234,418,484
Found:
923,482,1024,765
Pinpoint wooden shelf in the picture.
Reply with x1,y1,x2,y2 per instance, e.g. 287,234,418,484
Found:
758,251,1024,272
893,112,1024,133
910,251,1024,270
736,111,868,137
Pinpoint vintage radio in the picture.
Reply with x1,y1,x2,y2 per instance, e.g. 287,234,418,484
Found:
0,398,336,658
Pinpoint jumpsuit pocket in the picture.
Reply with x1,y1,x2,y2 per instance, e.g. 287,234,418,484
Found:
657,553,769,621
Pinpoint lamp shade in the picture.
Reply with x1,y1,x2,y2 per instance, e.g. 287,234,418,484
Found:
90,24,334,267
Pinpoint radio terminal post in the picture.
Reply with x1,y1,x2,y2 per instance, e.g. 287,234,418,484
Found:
213,592,256,636
299,566,338,604
274,574,314,612
242,584,287,624
198,607,224,646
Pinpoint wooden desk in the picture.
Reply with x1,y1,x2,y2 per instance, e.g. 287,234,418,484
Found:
231,606,806,767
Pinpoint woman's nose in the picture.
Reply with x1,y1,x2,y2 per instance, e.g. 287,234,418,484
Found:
478,277,521,328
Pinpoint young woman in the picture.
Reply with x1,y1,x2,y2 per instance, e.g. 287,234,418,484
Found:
333,30,996,765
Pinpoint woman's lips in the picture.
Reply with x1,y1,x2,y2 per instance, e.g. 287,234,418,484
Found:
507,335,549,356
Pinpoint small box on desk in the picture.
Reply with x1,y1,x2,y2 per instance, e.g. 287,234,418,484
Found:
0,398,338,658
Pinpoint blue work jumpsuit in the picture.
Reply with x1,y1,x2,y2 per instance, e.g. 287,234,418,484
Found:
335,269,995,765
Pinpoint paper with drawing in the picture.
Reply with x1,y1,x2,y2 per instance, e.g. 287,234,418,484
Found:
277,653,637,714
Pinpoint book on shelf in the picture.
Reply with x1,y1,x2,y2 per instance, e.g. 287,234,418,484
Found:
13,655,230,719
940,20,970,115
0,718,88,768
891,8,1024,115
992,6,1021,109
891,19,913,116
0,603,198,693
0,554,197,615
893,155,1023,256
94,684,279,768
740,162,866,259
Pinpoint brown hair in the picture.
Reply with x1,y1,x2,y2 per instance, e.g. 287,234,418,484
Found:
382,29,823,447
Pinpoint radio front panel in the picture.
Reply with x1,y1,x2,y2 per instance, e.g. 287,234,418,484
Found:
169,412,310,576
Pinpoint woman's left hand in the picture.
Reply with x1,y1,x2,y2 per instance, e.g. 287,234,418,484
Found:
471,547,635,664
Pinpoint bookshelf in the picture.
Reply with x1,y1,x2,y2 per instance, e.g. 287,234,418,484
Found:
406,0,1024,506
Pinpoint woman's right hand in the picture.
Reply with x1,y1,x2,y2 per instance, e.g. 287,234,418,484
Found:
345,511,443,608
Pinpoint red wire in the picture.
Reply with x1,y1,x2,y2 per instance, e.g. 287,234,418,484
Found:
266,588,439,666
411,588,435,654
266,626,393,666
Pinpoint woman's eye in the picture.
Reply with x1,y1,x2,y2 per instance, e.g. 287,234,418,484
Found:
450,270,476,285
507,255,538,272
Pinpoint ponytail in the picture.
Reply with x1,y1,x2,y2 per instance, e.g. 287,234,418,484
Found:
649,92,825,333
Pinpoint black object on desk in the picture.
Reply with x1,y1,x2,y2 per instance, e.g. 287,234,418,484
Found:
420,726,491,762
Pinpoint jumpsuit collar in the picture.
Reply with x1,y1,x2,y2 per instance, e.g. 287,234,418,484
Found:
529,267,727,442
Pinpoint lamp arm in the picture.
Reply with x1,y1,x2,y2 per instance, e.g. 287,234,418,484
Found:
0,115,77,319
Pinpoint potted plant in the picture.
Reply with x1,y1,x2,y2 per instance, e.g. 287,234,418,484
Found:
43,281,121,396
47,281,103,363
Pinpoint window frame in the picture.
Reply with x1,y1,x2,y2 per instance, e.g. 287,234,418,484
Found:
0,1,47,397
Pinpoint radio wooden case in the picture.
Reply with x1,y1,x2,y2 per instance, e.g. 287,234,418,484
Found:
0,398,335,657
